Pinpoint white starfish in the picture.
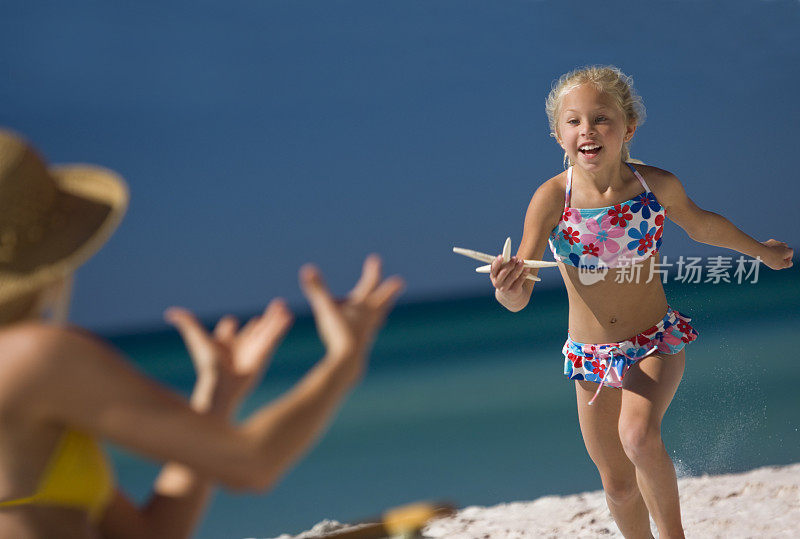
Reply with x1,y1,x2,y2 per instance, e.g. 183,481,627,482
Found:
452,237,558,282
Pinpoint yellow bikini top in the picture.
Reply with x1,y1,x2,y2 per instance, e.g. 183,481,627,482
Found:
0,428,114,522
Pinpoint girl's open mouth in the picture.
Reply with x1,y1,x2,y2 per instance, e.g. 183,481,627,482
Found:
579,144,602,158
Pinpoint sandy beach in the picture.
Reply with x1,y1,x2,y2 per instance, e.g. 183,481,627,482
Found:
278,463,800,538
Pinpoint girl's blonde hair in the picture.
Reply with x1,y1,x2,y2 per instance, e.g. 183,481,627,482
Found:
545,65,645,167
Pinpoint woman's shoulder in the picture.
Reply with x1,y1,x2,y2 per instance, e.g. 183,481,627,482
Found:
0,323,112,413
0,322,101,358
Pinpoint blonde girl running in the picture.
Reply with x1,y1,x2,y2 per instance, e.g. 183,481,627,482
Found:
490,66,793,538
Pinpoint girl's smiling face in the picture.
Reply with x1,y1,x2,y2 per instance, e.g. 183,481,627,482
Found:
557,83,636,169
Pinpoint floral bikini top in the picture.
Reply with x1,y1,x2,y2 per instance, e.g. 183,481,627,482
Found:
548,163,665,269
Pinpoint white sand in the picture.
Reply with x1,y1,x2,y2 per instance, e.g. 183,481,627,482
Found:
278,463,800,538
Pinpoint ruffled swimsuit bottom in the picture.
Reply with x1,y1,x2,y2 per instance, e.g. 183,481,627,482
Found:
562,306,699,405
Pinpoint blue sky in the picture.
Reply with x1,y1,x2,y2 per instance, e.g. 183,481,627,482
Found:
1,1,798,332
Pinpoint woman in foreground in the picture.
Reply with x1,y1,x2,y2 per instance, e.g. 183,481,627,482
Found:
0,128,404,538
489,66,792,538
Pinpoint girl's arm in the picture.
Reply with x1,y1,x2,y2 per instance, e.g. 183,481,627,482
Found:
493,178,564,311
652,169,793,270
0,258,403,497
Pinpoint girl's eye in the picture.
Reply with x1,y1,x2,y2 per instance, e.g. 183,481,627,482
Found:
596,116,607,122
567,119,579,125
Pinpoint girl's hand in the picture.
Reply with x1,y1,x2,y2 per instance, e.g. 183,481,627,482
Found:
490,255,530,297
759,239,794,270
164,300,294,416
299,255,404,383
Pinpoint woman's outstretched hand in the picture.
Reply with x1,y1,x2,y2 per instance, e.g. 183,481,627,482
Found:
299,254,404,383
164,300,294,416
760,239,794,270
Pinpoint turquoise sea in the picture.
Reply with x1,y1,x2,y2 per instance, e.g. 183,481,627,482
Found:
107,267,799,538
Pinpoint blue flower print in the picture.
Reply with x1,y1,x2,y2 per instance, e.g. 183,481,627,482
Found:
630,192,662,219
625,346,653,360
626,221,657,255
568,252,604,270
566,239,587,266
584,372,601,384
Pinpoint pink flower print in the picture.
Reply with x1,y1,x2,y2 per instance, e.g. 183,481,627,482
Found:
607,204,633,228
562,208,582,224
561,227,580,245
582,344,601,355
676,319,692,334
583,215,625,256
660,330,683,347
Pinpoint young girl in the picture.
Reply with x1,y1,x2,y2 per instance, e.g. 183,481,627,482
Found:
489,66,793,538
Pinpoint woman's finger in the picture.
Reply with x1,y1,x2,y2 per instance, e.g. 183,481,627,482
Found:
245,300,294,366
299,264,343,323
164,307,212,354
348,254,382,303
213,315,239,345
366,276,405,314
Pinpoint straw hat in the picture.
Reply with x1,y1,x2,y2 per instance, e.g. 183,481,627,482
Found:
0,128,128,304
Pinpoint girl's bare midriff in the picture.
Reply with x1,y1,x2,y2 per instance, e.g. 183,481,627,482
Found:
559,251,669,344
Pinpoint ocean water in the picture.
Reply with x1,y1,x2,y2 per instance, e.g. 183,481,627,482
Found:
106,268,800,538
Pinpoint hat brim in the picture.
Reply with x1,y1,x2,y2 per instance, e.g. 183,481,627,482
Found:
0,164,128,303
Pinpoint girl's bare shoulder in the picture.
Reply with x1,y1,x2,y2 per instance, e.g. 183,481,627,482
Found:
530,170,567,209
521,171,567,234
630,163,688,204
631,163,680,186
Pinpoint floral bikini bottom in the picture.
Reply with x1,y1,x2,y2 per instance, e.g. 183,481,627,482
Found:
562,306,699,405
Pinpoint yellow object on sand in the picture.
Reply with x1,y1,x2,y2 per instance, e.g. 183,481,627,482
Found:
383,502,453,535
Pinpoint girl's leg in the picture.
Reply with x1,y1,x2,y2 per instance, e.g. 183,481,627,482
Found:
575,380,654,539
619,349,686,539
